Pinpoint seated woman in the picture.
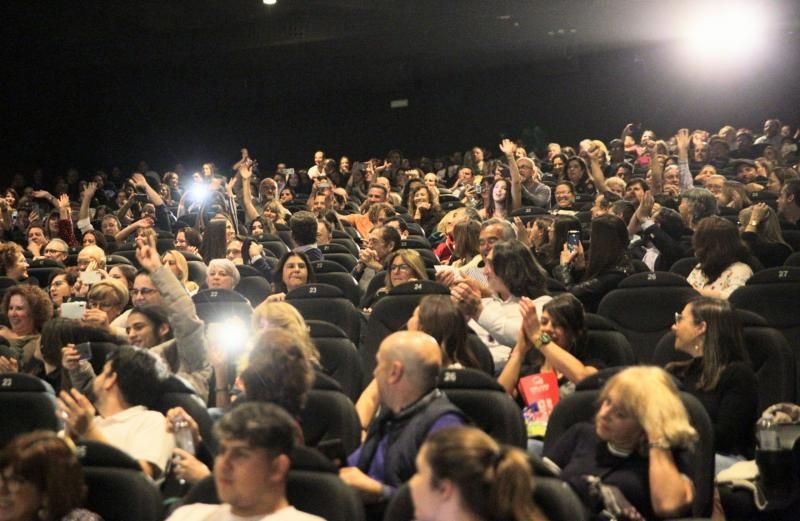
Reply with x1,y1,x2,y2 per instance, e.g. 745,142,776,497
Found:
410,426,546,521
564,156,596,195
362,249,428,309
0,285,53,374
162,250,199,295
408,185,444,237
687,216,753,299
738,202,792,268
266,251,316,302
553,214,634,312
0,431,103,521
668,297,758,471
539,215,581,275
205,258,240,291
48,270,77,314
452,239,551,368
449,220,481,270
499,293,603,396
83,278,129,336
479,178,513,220
356,294,486,429
174,227,202,255
248,216,276,241
553,181,580,215
544,366,697,520
0,242,29,282
108,264,136,291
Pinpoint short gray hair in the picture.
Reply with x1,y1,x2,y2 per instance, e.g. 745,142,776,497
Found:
481,218,516,241
681,187,718,224
208,258,241,286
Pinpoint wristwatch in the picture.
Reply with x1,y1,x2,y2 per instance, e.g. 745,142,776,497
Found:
532,332,551,349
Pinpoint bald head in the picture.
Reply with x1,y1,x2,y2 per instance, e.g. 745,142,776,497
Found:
378,331,442,400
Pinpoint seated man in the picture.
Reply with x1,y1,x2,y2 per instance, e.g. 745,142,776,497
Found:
290,210,324,262
166,402,324,521
340,331,466,503
58,345,174,479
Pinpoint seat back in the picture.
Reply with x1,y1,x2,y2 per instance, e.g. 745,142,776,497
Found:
307,320,365,401
729,267,800,398
331,237,360,257
320,242,352,255
0,374,59,447
154,376,216,452
315,273,362,306
287,284,362,343
544,389,715,517
186,260,207,286
311,259,348,274
534,476,590,521
82,467,163,521
360,281,449,379
597,271,698,362
438,368,527,448
323,252,359,272
235,276,272,308
670,256,699,278
300,388,362,456
192,288,253,324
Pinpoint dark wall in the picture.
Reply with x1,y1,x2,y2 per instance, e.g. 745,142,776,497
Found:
6,41,800,179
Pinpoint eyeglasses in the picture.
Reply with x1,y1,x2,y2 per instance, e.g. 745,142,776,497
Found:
390,263,412,273
674,312,684,324
44,248,67,255
130,288,159,297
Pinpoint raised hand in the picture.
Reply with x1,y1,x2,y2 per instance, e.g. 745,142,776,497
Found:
675,128,691,152
499,138,517,157
58,194,71,210
135,233,162,272
83,182,98,200
57,389,97,438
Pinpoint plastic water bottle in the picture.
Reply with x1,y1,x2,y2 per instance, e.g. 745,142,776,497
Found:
173,415,196,455
757,415,779,451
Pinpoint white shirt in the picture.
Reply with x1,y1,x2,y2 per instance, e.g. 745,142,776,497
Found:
167,504,326,521
470,294,552,366
686,261,752,299
94,405,175,474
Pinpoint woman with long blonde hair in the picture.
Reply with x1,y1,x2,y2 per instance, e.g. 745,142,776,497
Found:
545,366,697,520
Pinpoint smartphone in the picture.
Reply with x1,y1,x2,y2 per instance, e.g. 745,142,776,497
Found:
61,301,87,320
474,184,483,195
567,230,581,252
74,342,93,361
284,168,295,177
80,270,102,285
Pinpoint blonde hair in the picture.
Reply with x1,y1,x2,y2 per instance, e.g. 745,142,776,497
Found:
87,278,129,308
79,245,106,269
251,301,320,364
163,250,199,294
383,249,429,290
739,206,790,247
600,366,697,449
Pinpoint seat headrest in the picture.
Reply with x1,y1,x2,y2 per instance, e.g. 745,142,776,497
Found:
388,280,449,296
746,267,800,284
0,373,55,393
76,441,141,470
311,260,347,273
29,258,65,268
306,320,349,339
438,368,504,392
618,271,691,288
235,265,262,278
287,283,343,299
584,313,617,331
193,288,250,305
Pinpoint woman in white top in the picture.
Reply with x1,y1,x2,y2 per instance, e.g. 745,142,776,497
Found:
686,216,753,299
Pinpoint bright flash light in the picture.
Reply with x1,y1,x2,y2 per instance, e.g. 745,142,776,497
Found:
263,0,277,5
682,3,768,62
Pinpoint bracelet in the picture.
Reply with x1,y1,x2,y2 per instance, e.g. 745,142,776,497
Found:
647,439,671,450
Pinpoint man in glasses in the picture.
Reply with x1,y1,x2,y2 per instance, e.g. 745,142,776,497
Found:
43,238,69,264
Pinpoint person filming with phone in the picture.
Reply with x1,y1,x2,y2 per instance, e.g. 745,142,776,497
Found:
552,214,634,312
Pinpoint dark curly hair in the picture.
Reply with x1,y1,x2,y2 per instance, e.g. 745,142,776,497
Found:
1,284,54,333
0,242,23,277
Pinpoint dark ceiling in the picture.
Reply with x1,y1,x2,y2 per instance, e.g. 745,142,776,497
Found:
5,1,800,172
12,0,798,82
